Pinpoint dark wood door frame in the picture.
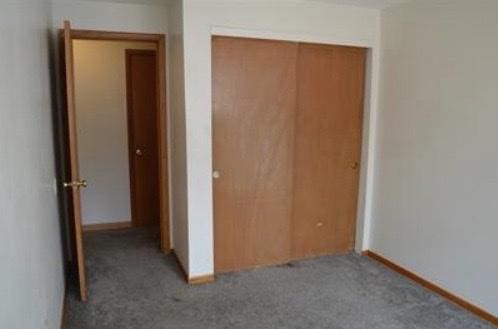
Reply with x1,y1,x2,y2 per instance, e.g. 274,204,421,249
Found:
63,28,171,253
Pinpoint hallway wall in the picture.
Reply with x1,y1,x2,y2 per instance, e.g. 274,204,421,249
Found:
0,1,65,328
73,40,156,225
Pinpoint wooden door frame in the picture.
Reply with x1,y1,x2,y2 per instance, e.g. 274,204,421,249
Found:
63,28,171,253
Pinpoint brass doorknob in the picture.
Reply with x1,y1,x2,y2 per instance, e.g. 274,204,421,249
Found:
350,162,359,170
63,179,88,188
135,149,143,156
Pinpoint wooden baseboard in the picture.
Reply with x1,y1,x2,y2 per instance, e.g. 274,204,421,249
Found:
171,250,215,285
188,273,215,285
82,221,132,233
363,250,498,327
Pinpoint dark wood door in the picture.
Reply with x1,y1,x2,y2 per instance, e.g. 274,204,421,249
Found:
212,37,298,272
126,50,159,227
61,20,88,301
291,43,366,259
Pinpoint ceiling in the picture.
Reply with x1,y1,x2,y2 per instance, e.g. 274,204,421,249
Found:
75,0,170,5
75,0,410,10
308,0,411,9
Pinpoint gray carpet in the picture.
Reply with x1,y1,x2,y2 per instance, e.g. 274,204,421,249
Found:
65,228,493,329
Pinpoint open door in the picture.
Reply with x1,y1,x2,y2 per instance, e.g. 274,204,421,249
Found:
61,20,88,301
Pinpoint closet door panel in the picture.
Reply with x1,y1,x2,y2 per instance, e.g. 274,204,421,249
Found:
292,43,366,259
212,37,298,272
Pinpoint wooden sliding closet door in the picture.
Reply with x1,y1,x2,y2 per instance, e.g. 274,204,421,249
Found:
212,37,298,272
291,44,366,259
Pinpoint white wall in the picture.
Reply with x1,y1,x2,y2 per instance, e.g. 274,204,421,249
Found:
182,0,381,277
73,40,156,225
52,0,168,34
0,1,65,328
167,0,189,271
373,0,498,315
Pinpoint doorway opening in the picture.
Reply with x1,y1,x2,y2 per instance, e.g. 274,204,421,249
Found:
60,23,169,301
